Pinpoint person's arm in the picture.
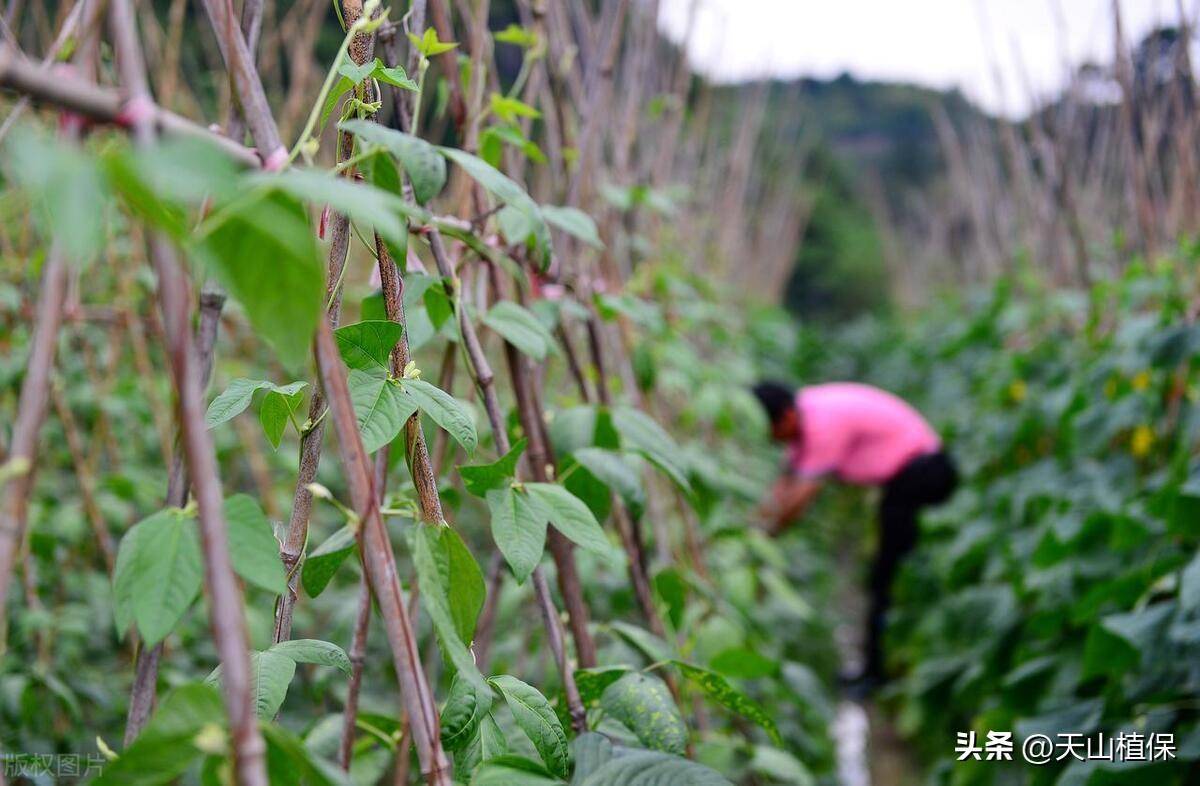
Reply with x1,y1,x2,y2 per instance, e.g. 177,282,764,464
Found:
760,475,824,536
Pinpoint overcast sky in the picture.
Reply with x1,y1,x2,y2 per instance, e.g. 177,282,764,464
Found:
657,0,1193,116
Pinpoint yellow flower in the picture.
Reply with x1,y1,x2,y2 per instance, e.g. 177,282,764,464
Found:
1131,424,1154,458
1132,370,1151,391
1104,378,1118,399
1008,380,1027,403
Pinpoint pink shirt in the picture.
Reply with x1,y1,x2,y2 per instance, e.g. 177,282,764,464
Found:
788,383,940,485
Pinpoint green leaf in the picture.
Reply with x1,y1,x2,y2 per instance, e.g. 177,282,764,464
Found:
524,482,618,562
438,147,552,267
7,127,109,263
710,647,778,680
337,55,376,85
91,684,223,786
471,755,563,786
259,384,305,450
483,301,557,361
223,494,286,594
118,508,203,646
457,711,509,774
335,320,403,371
570,733,613,784
1181,551,1200,612
599,672,688,755
373,62,418,91
579,750,732,785
264,169,416,249
441,674,494,751
196,190,323,370
459,439,527,498
206,378,272,427
609,621,674,664
421,524,486,643
541,205,603,249
411,524,488,689
260,723,352,786
302,524,358,598
490,93,541,122
488,676,570,778
493,23,538,48
206,650,297,719
403,378,478,455
341,120,447,205
611,407,691,495
672,661,781,744
348,368,418,453
573,666,632,706
320,76,355,129
572,448,646,519
486,486,547,584
267,638,352,676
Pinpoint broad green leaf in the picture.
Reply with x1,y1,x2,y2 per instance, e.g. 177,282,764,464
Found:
1181,551,1200,612
672,660,781,744
600,672,687,755
493,23,537,48
541,205,603,249
422,524,486,643
441,674,494,751
486,486,547,584
341,120,446,205
471,755,563,786
457,711,509,774
525,482,619,562
121,508,203,646
348,367,418,453
483,301,557,361
91,684,223,786
573,666,632,706
335,320,403,371
409,26,458,57
412,524,488,689
320,75,354,129
264,169,416,249
611,407,692,495
223,494,286,594
196,190,323,370
267,638,352,675
260,723,352,786
749,746,814,786
403,378,478,455
8,127,108,263
488,675,569,778
609,621,674,664
572,448,646,519
459,439,527,498
206,378,272,427
710,647,778,679
373,62,418,90
207,650,296,719
579,750,732,785
337,55,376,85
302,524,358,598
259,385,305,450
438,147,551,267
570,733,613,784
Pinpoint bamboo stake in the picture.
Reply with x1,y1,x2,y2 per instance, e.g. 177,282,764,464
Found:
107,5,269,784
273,0,373,645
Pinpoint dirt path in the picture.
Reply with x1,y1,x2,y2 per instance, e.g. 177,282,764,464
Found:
832,549,922,786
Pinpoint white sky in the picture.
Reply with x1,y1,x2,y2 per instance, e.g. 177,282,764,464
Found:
657,0,1194,117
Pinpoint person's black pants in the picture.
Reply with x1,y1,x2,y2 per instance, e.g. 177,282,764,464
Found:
864,450,959,679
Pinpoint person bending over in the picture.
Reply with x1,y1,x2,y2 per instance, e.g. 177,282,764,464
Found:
752,380,958,687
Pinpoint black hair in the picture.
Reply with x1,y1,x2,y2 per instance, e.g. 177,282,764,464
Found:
751,380,795,425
